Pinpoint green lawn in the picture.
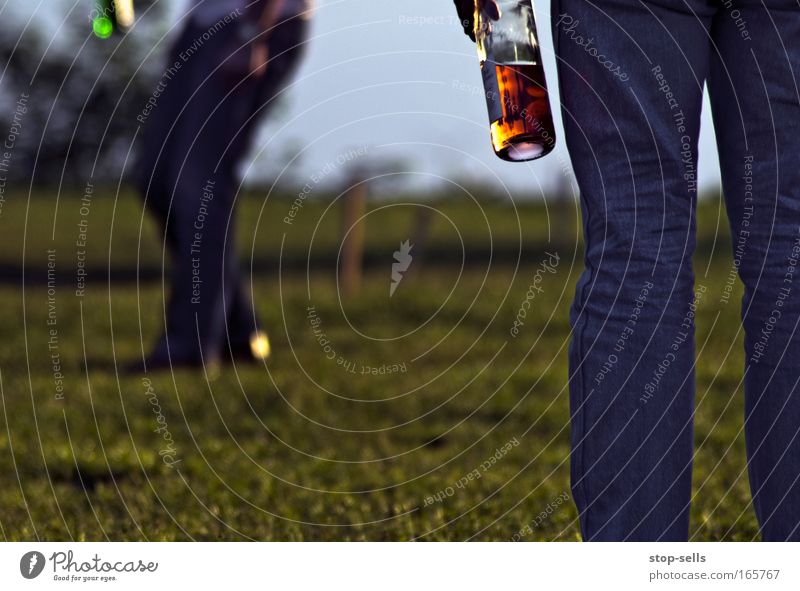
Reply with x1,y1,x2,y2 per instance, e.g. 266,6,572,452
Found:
0,189,757,540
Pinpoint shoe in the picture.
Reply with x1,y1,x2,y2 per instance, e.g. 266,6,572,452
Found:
228,331,271,364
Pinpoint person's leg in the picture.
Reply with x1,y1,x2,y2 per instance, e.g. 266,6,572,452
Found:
552,0,715,540
224,275,261,353
708,0,800,541
157,14,310,364
148,21,259,364
135,23,202,278
221,16,311,353
136,24,198,221
134,20,219,366
219,201,261,355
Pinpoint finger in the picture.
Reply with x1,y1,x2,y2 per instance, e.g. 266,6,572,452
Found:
454,0,476,40
481,0,501,21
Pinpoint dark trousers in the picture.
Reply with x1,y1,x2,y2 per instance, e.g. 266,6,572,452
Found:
137,14,307,362
554,0,800,540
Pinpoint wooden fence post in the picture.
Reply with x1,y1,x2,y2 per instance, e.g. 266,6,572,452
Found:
340,179,367,296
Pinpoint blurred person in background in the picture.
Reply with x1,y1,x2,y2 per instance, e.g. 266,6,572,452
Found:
455,0,800,541
135,0,313,372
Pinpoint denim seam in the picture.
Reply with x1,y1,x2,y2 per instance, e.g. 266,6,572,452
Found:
572,212,593,540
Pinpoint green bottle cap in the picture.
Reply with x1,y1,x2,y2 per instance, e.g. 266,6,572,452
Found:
93,16,113,39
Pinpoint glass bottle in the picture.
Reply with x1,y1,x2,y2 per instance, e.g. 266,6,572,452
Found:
475,0,556,161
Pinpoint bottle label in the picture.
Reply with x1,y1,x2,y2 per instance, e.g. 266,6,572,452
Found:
481,61,502,124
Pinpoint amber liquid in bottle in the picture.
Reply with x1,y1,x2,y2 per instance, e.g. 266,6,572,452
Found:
485,62,556,161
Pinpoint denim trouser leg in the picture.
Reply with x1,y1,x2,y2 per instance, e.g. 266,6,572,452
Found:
555,0,800,541
149,22,253,362
552,0,715,540
708,1,800,541
140,17,307,361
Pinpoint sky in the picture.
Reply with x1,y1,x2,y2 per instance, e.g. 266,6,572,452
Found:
254,0,723,196
11,0,723,197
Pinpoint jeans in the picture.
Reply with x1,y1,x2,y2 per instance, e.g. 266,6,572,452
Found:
552,0,800,540
137,15,307,361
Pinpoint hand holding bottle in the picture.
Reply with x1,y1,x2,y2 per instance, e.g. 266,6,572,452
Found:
453,0,500,41
453,0,556,161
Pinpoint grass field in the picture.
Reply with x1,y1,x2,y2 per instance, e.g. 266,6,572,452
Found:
0,188,758,541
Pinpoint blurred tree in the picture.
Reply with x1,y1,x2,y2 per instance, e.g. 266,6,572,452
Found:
0,0,168,187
